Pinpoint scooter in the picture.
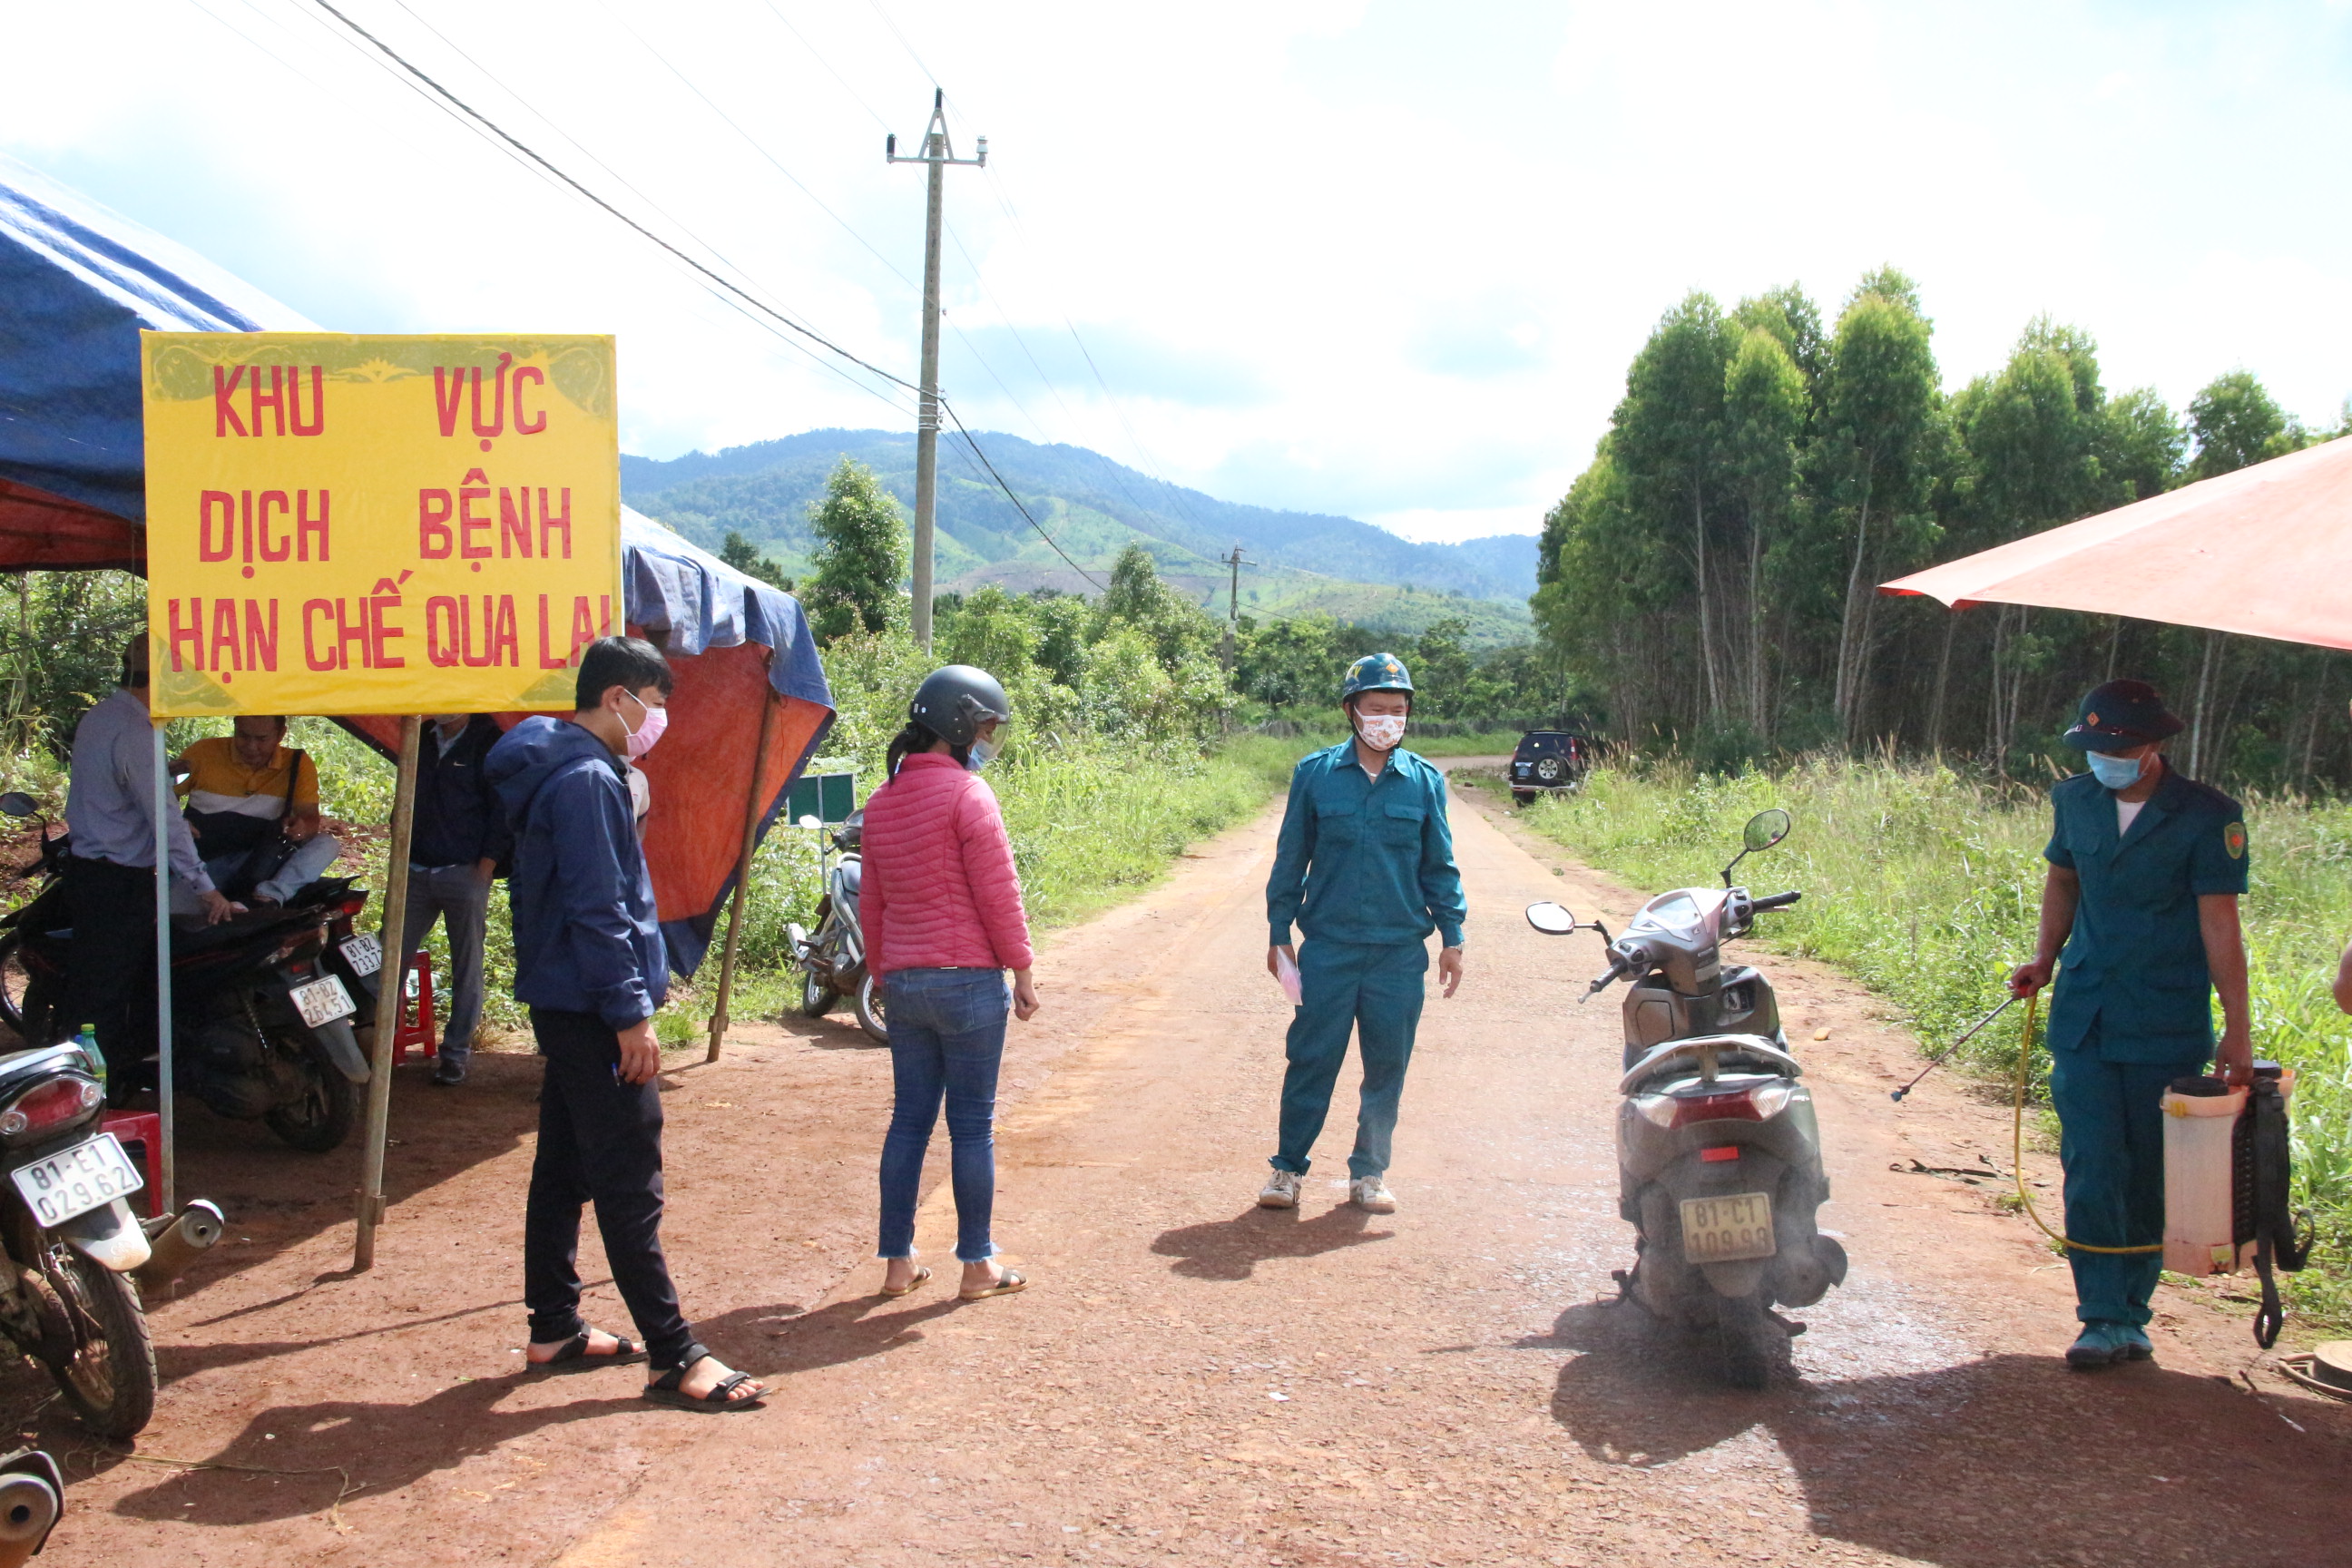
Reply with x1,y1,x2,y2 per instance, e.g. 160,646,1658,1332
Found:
0,1032,221,1438
787,810,886,1043
0,792,370,1152
1524,808,1847,1387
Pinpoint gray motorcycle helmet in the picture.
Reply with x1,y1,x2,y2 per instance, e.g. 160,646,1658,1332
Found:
908,664,1012,747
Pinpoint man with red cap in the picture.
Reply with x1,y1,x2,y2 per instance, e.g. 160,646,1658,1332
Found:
2008,679,2252,1369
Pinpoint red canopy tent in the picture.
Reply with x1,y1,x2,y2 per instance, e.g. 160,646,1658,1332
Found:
1880,435,2352,649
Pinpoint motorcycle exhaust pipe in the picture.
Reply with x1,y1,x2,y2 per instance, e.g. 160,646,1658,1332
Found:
0,1450,63,1567
134,1199,226,1290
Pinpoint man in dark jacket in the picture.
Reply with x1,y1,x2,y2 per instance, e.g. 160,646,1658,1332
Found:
402,713,513,1086
485,636,764,1409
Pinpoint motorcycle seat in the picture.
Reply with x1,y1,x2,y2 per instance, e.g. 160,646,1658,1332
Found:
838,858,861,894
1620,1033,1799,1097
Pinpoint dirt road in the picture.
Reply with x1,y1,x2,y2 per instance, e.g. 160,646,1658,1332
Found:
36,766,2352,1565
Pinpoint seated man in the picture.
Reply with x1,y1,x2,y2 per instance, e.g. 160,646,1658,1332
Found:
172,715,343,910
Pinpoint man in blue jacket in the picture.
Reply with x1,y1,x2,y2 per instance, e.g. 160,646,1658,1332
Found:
1259,653,1467,1216
486,636,763,1410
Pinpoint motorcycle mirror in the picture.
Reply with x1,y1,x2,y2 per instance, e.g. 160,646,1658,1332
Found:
797,815,822,830
1743,808,1792,853
1524,901,1577,936
0,792,34,819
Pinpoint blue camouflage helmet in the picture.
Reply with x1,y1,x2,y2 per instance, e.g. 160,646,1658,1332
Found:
1340,652,1414,702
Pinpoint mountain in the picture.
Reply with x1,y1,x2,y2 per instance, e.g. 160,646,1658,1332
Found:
621,430,1541,644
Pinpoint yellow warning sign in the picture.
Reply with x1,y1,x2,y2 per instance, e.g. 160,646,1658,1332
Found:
140,332,622,716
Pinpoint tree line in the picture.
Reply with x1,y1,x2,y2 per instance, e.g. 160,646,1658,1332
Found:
1534,268,2349,787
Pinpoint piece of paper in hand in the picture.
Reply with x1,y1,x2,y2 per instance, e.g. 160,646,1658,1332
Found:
1275,948,1303,1005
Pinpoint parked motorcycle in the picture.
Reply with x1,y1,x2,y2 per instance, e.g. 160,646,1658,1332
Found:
0,792,370,1152
0,1036,161,1436
1524,807,1846,1387
787,809,886,1043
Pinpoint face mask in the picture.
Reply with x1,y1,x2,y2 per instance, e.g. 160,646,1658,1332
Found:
965,734,999,772
2086,750,2143,789
620,691,668,760
1355,713,1407,751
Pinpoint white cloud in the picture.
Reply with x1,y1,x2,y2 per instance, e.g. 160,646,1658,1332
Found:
5,0,2348,546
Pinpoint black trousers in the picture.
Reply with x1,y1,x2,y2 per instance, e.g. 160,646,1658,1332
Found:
522,1008,696,1368
65,858,157,1081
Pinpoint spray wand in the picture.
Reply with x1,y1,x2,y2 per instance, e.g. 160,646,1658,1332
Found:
1889,993,2020,1102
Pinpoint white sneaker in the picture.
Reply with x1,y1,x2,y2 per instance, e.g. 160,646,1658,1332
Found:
1350,1176,1396,1213
1258,1170,1302,1209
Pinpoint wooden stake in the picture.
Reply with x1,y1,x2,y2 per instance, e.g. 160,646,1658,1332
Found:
353,714,422,1272
707,687,779,1063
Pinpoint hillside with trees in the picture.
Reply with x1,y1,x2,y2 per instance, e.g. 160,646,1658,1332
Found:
1536,268,2350,786
623,429,1539,646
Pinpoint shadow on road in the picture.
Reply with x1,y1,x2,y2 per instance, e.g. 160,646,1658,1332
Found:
1534,1298,2352,1566
1152,1204,1393,1280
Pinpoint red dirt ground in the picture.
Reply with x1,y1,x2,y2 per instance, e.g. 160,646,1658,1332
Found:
20,763,2352,1566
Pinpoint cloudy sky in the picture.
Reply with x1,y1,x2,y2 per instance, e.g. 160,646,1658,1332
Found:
6,1,2347,542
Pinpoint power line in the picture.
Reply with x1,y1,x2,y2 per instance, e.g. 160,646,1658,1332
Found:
940,403,1103,591
305,0,918,400
298,0,1093,587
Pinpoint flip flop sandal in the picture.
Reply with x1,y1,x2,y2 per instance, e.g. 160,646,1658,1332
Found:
643,1357,767,1413
959,1268,1028,1302
879,1265,933,1298
526,1328,645,1374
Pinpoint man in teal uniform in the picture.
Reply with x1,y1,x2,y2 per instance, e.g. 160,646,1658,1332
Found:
2009,680,2253,1369
1259,653,1466,1216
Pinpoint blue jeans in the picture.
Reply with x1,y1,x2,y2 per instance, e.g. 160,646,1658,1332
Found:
1273,938,1427,1180
877,967,1009,1264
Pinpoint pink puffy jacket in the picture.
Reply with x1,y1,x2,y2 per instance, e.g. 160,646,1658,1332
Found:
859,753,1034,976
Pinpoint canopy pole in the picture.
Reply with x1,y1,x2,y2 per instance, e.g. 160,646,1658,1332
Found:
352,715,422,1273
706,687,779,1063
151,720,175,1216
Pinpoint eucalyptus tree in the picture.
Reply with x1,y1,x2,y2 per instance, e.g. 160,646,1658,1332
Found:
1612,293,1737,723
1720,324,1808,736
1814,270,1945,746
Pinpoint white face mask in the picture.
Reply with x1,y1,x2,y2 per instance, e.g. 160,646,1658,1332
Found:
1355,713,1407,751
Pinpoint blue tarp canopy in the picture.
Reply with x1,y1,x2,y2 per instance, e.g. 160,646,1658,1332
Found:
0,149,833,968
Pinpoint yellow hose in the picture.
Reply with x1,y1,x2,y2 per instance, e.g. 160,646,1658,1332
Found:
2011,991,2164,1256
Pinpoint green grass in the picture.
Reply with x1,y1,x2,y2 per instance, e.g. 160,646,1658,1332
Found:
1514,755,2352,1328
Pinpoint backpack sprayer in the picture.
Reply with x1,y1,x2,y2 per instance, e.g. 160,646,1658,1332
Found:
1900,987,2311,1348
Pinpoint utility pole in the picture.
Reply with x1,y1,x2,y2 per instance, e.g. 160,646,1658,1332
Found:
1219,546,1247,671
887,90,985,651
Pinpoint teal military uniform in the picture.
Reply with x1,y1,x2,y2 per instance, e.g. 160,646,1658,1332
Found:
1266,741,1466,1179
2043,766,2249,1326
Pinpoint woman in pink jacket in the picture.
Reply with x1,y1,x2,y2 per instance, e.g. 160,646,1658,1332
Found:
862,665,1041,1301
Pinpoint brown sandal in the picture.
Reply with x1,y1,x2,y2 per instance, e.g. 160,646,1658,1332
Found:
879,1264,932,1299
959,1267,1028,1302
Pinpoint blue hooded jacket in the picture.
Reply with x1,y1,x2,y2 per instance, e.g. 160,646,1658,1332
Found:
485,716,667,1031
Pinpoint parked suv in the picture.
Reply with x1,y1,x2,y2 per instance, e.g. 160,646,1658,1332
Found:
1509,730,1591,805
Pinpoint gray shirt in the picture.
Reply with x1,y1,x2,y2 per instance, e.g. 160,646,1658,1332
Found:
64,688,211,892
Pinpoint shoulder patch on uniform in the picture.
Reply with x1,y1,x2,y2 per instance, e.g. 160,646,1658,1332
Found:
2224,821,2247,859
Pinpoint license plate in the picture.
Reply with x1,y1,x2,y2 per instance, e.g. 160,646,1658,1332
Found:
338,934,383,976
12,1133,142,1229
1680,1191,1776,1264
289,974,357,1028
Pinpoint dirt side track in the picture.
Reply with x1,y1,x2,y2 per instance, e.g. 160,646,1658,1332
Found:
24,765,2351,1566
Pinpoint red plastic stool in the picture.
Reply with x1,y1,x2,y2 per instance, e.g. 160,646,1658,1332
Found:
390,953,439,1065
100,1110,163,1220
